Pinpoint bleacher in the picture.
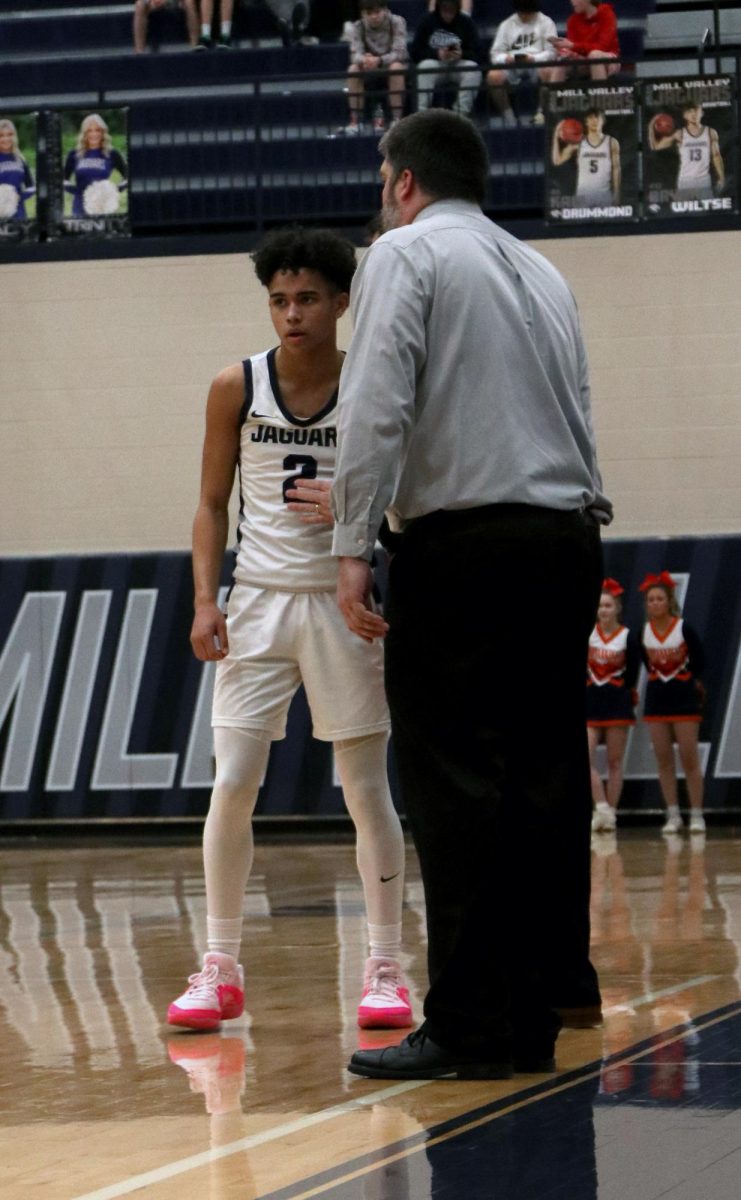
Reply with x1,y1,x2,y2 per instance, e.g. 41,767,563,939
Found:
0,0,656,232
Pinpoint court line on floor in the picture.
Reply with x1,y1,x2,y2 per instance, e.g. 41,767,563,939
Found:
273,1000,741,1200
70,1078,429,1200
607,974,721,1014
70,973,723,1200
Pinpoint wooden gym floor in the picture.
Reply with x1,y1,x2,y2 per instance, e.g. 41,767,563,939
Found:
2,828,741,1200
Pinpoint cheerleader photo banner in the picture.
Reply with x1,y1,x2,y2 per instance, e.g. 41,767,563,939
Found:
643,76,737,220
0,112,39,244
545,83,640,225
46,107,130,239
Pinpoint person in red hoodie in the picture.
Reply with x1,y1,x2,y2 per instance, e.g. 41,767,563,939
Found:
549,0,620,80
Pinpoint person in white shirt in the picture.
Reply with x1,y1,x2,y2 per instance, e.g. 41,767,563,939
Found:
487,0,558,125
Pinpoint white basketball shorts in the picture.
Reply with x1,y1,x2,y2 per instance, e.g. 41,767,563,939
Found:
212,584,390,742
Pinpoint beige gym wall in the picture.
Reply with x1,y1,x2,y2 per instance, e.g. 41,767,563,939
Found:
1,227,739,555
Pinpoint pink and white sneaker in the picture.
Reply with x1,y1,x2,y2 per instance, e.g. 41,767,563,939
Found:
357,957,413,1030
167,952,245,1031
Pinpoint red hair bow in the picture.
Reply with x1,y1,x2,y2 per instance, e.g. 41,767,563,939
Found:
639,570,676,593
602,577,624,597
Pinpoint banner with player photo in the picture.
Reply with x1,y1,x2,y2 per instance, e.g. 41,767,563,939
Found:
46,107,130,239
0,112,39,244
643,76,737,220
545,83,639,224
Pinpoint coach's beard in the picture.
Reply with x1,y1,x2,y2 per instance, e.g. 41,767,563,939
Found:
381,197,401,232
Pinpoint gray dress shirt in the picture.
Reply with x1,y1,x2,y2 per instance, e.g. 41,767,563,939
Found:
331,199,613,560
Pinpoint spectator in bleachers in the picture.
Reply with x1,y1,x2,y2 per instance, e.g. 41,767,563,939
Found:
345,2,408,134
198,0,235,46
411,0,483,119
428,0,473,9
250,0,314,46
548,0,620,81
133,0,199,52
487,0,559,126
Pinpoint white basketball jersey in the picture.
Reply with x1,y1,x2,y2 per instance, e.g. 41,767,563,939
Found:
232,348,339,591
677,127,712,191
576,135,614,198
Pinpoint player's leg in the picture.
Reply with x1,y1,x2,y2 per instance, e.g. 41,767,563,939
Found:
217,0,234,44
487,68,517,125
387,62,406,123
605,726,628,811
674,721,705,831
181,0,199,46
299,591,409,1028
133,0,150,51
169,586,299,1029
199,0,215,44
587,50,619,80
649,721,682,832
334,732,411,1028
416,60,441,111
589,726,613,831
168,727,271,1030
347,63,365,130
453,62,482,116
533,65,557,124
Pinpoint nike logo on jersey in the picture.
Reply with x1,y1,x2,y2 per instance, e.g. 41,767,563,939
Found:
249,411,269,419
380,872,400,883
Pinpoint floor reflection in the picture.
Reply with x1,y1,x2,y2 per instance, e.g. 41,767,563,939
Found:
1,834,741,1200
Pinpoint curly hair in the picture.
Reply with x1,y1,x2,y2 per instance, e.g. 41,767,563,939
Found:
252,226,356,294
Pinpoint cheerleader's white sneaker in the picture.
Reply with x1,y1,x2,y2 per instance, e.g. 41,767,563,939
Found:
662,813,684,835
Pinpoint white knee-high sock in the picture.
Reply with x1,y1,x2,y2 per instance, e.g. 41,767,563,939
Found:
334,732,405,958
203,726,272,960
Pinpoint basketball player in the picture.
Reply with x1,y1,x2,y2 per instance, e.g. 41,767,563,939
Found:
552,108,620,205
167,227,411,1034
649,104,725,200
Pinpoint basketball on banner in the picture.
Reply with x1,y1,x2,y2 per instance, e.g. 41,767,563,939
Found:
643,76,737,219
545,84,639,224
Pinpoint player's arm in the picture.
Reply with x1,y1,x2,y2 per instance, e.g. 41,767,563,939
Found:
63,149,77,194
190,364,243,661
710,128,725,189
22,159,36,199
648,117,676,152
610,136,621,200
551,124,577,165
111,148,129,190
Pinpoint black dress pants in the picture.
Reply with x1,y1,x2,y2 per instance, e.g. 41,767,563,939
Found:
385,504,603,1057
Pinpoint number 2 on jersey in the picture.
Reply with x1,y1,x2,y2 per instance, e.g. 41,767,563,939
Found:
282,454,318,503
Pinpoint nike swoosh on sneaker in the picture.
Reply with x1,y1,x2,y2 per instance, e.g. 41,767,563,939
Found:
380,872,400,883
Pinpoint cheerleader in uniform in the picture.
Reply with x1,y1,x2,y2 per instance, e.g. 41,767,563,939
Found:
587,578,639,832
640,571,706,835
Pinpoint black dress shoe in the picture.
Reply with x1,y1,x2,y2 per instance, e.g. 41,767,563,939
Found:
513,1051,556,1073
348,1028,514,1081
557,1005,603,1028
